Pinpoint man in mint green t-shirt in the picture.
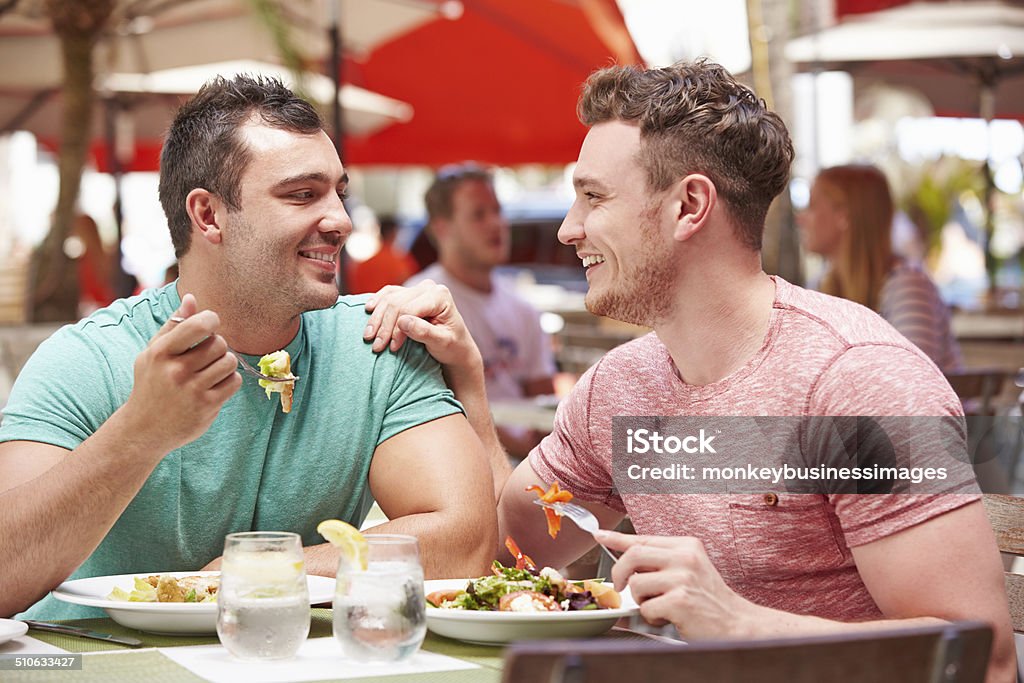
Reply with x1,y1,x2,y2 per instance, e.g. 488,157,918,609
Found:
0,75,497,620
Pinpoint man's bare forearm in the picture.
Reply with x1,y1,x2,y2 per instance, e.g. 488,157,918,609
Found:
0,407,170,616
731,603,942,639
442,362,512,501
728,606,1012,683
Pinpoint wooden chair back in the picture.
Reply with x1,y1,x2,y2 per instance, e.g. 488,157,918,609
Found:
502,622,993,683
982,493,1024,634
0,254,30,325
944,369,1013,416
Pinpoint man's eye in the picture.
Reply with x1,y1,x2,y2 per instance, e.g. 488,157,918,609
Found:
291,191,314,200
585,192,601,201
337,189,350,201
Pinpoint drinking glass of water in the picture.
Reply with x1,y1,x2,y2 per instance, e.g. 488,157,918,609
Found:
333,534,426,661
217,531,310,660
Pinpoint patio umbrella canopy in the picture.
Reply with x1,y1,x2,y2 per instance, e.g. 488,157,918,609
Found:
0,60,414,173
0,0,447,89
786,0,1024,295
343,0,642,166
0,0,447,165
785,1,1024,120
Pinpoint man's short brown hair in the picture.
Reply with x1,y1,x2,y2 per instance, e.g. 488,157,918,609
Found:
423,163,494,223
578,59,794,249
159,75,323,258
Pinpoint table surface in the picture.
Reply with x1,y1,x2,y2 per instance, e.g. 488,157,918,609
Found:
489,398,558,433
2,609,664,682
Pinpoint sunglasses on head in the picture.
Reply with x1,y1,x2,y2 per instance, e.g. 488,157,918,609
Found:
436,162,492,181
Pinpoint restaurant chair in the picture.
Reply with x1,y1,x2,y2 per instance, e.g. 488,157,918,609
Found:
501,622,993,683
982,494,1024,636
944,369,1013,417
946,369,1024,486
0,253,30,325
553,322,645,376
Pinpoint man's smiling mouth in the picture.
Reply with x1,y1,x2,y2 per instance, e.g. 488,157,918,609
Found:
299,251,336,264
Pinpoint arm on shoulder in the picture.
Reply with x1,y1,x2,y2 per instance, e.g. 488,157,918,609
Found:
523,376,555,398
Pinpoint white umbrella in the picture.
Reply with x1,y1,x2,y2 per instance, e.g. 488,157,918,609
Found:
786,1,1024,291
106,59,413,137
0,0,453,90
785,1,1024,120
0,60,412,143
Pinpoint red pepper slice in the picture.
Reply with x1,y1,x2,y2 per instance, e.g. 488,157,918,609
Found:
505,536,537,572
526,481,574,539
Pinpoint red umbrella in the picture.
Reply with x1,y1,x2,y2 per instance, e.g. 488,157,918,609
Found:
343,0,642,166
836,0,915,17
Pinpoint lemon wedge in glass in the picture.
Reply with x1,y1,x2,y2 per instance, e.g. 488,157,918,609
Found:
317,519,368,571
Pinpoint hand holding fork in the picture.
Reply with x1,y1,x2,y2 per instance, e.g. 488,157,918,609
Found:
532,499,620,563
169,316,298,384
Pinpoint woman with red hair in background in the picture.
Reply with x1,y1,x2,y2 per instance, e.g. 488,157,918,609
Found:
799,164,963,372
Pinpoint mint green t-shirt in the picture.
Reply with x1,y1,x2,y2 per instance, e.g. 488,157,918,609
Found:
0,283,462,619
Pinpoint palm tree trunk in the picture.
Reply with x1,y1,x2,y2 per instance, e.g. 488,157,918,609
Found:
31,0,114,322
748,0,802,284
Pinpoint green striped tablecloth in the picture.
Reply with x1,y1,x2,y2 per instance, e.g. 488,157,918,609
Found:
7,608,659,682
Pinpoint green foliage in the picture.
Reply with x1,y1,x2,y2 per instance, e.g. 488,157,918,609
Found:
248,0,311,102
895,156,987,260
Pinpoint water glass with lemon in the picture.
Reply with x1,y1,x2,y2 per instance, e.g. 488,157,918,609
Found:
318,520,426,661
216,531,310,660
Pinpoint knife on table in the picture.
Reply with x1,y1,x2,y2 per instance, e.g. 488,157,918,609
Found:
22,620,144,648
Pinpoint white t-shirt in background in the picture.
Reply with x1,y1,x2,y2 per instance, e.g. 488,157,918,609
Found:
407,264,556,400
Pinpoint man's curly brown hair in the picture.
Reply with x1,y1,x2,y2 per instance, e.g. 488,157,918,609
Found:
578,60,794,250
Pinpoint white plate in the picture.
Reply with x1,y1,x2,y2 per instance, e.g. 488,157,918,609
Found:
0,618,29,645
423,578,638,645
52,571,335,636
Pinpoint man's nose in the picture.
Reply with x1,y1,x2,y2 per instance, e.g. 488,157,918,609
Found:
487,207,507,229
323,194,353,239
557,201,584,245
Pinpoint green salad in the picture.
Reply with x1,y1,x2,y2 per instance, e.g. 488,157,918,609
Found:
107,575,218,603
427,561,620,613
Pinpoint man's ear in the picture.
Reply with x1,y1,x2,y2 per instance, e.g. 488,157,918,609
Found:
669,174,716,242
429,218,450,242
185,188,224,245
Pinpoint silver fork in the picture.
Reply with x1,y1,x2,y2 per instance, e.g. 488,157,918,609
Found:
532,499,619,563
169,316,298,384
231,352,299,384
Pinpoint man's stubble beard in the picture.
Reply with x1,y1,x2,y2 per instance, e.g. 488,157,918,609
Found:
220,214,337,328
584,215,678,327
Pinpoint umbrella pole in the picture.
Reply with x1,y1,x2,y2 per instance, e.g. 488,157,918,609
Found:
329,0,348,295
980,77,998,301
330,0,345,159
102,97,133,299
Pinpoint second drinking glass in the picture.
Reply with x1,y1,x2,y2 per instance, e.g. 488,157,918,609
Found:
333,534,426,661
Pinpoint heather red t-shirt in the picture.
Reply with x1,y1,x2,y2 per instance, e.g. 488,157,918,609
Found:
530,276,976,621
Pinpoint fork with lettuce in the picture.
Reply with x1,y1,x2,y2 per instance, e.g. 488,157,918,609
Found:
257,350,296,413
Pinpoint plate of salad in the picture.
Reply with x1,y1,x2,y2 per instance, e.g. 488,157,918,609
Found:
424,560,638,645
52,571,335,635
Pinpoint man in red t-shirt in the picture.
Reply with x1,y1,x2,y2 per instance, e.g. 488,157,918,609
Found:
347,217,418,294
364,60,1014,681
